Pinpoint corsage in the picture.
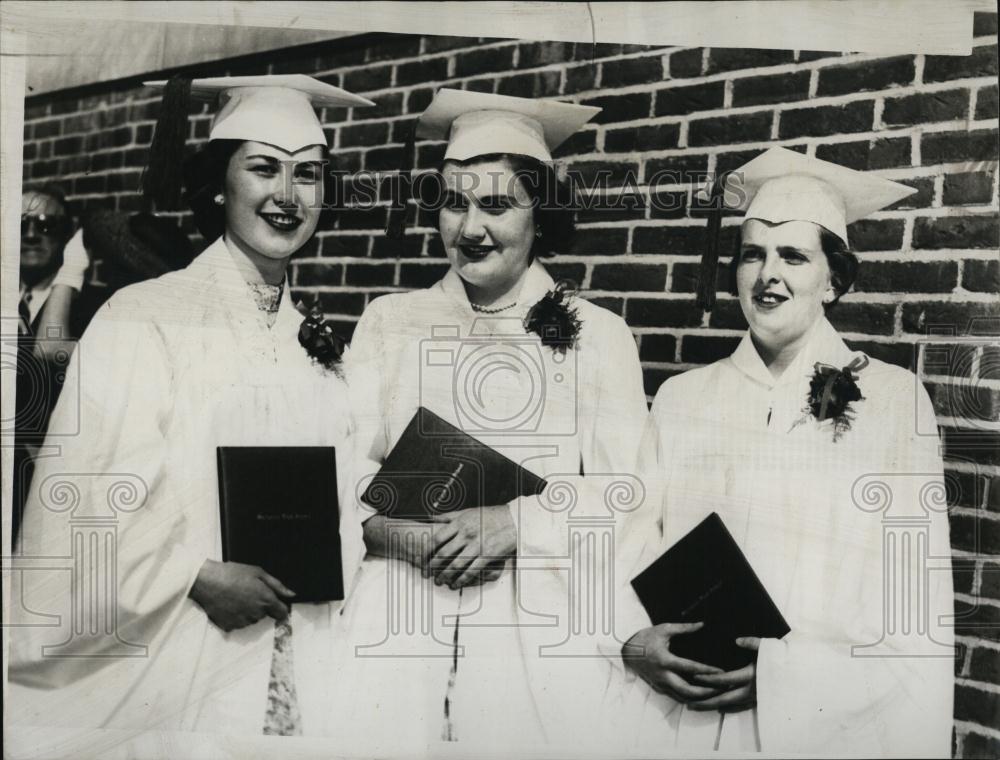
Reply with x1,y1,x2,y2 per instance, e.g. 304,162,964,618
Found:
523,279,582,353
298,304,346,375
797,354,868,441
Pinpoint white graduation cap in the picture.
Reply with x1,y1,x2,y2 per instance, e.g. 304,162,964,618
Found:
695,147,916,311
144,74,375,154
719,146,916,245
416,88,601,163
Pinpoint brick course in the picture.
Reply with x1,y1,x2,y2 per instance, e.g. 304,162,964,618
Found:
18,19,1000,755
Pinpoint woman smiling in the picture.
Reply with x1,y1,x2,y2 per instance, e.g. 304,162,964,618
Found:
9,75,374,735
613,148,954,755
329,90,650,753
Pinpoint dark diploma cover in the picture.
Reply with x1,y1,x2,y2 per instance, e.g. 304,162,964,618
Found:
630,512,790,671
361,407,547,521
217,446,343,603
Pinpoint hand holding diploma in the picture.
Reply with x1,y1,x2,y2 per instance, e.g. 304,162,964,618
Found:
361,509,509,589
621,622,725,702
689,636,761,712
190,559,296,632
427,504,516,589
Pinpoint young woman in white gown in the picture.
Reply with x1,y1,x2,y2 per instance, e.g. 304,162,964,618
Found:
612,148,954,756
8,75,375,738
326,89,651,755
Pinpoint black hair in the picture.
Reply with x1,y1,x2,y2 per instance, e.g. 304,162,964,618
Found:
420,152,576,259
182,139,342,241
728,224,859,308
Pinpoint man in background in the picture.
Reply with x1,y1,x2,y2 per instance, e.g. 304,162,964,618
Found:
13,186,195,544
14,185,97,545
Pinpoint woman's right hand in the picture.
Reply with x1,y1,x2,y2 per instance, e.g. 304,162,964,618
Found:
621,622,724,702
362,515,505,586
363,514,438,569
189,559,296,632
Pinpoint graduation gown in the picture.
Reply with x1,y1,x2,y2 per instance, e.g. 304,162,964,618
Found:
7,238,365,736
612,317,954,756
323,261,650,754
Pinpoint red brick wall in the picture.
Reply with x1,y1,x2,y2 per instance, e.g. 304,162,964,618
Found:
19,18,1000,756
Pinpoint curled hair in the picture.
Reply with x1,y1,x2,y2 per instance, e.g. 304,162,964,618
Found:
421,152,576,259
182,139,342,241
728,224,859,308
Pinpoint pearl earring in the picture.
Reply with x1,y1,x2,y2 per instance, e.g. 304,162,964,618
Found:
214,194,225,206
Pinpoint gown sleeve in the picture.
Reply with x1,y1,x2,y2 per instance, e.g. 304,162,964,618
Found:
585,314,651,475
9,299,205,688
754,371,954,757
600,384,674,673
341,297,394,525
515,313,650,567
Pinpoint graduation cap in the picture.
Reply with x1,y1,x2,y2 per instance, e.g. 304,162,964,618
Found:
696,147,916,310
385,88,600,238
141,74,375,210
417,88,601,163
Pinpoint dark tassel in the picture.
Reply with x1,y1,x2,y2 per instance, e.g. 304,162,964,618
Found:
385,120,418,240
695,170,732,312
142,76,191,211
524,280,582,354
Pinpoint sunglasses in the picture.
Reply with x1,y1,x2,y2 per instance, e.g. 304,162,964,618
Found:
21,214,70,237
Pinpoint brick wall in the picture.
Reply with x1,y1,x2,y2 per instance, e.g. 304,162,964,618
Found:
18,17,1000,756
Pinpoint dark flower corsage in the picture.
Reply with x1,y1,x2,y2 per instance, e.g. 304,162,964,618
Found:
523,279,582,354
799,355,868,441
298,304,346,375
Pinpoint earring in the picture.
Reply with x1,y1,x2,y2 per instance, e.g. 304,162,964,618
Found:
214,194,225,206
535,227,543,239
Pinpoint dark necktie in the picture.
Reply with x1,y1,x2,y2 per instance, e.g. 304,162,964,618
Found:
18,291,33,336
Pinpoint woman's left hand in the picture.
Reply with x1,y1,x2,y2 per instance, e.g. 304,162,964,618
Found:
427,505,517,589
688,637,761,712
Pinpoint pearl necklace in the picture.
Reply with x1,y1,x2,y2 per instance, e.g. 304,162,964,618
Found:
470,301,517,314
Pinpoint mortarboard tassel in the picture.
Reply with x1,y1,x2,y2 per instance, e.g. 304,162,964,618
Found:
695,170,732,312
385,120,418,239
142,75,192,212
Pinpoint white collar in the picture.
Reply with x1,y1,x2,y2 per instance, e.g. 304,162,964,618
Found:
20,276,56,323
729,316,859,389
192,237,304,332
437,259,556,317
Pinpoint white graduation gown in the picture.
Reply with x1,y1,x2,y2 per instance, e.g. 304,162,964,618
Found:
323,261,650,755
612,317,954,756
7,238,365,736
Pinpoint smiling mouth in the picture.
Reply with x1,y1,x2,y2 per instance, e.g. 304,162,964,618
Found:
753,291,789,308
260,213,302,232
459,244,497,261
